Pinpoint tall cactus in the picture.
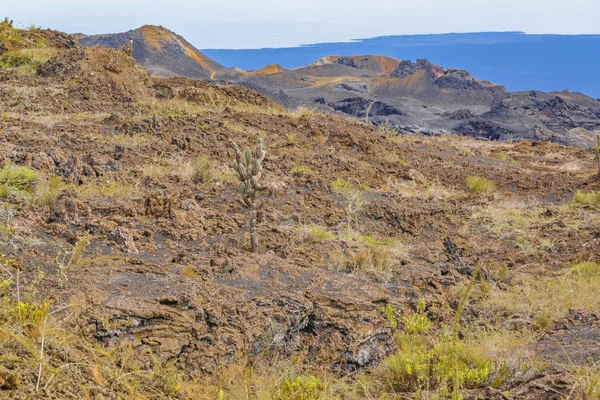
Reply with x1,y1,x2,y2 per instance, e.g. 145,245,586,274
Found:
230,137,266,253
595,135,600,176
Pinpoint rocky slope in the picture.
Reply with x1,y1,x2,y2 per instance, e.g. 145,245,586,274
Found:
1,23,600,399
79,25,224,79
219,57,600,148
79,27,600,148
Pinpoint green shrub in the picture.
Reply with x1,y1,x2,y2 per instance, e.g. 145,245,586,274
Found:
369,314,494,397
380,304,398,329
495,151,512,162
287,133,296,145
466,176,496,194
281,375,323,400
190,156,217,185
308,225,335,241
290,164,315,176
0,162,39,199
403,313,432,334
573,190,600,208
0,48,58,74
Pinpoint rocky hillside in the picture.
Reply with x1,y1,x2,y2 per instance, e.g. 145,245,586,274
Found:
219,57,600,148
80,25,224,79
1,22,600,399
79,27,600,148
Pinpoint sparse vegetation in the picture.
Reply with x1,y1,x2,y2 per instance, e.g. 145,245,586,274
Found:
0,48,58,74
469,201,600,256
0,203,17,242
330,244,399,283
477,261,600,329
453,144,473,156
466,175,496,193
573,362,600,399
377,120,397,135
0,162,39,200
190,156,218,185
56,231,92,287
331,178,367,230
495,151,512,162
110,132,155,148
290,106,322,118
34,175,63,210
363,297,500,399
1,22,599,398
290,164,315,176
573,190,600,208
287,133,296,145
68,180,139,199
308,225,335,241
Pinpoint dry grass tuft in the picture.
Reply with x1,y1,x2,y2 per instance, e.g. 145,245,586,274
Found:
466,176,496,194
573,190,600,209
477,261,600,329
330,244,399,283
190,156,218,185
68,180,139,199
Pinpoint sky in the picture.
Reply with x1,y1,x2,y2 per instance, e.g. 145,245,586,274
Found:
4,0,600,48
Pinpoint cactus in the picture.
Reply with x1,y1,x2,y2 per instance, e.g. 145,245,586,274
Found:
595,135,600,175
230,137,266,253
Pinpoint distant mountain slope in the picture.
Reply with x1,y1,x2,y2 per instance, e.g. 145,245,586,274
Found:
80,25,224,79
217,55,600,147
203,32,600,99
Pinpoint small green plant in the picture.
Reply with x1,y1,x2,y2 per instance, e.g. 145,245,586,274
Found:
308,225,335,241
571,261,600,278
495,151,512,162
290,164,315,176
190,156,217,185
403,313,432,335
449,262,481,400
148,351,182,396
466,176,496,194
573,362,600,399
0,162,39,199
368,292,494,399
380,304,398,329
573,190,600,208
281,375,323,400
231,137,267,253
378,119,397,135
287,133,296,145
453,144,473,156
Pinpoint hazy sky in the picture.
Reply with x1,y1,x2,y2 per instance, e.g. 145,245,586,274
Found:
5,0,600,48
